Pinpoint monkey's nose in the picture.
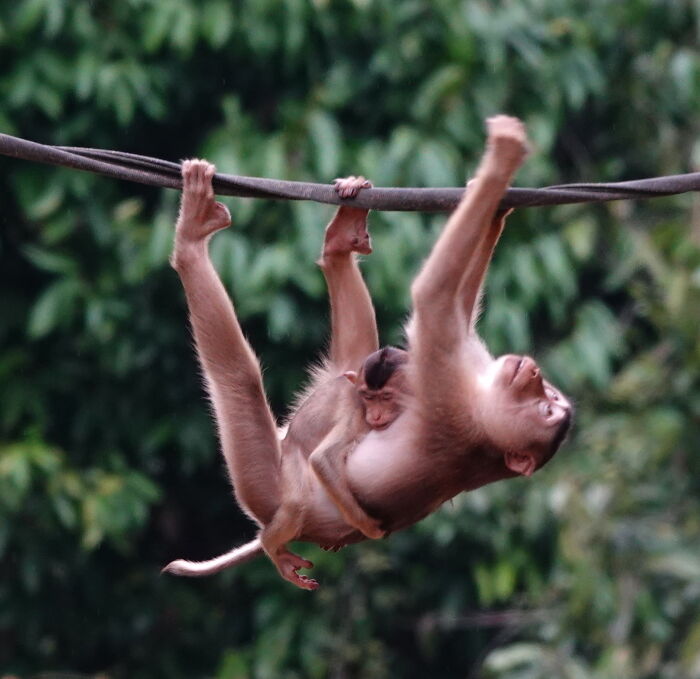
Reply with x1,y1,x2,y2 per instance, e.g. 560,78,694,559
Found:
520,356,541,381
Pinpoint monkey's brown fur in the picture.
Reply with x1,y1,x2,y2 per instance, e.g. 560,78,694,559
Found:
164,119,573,589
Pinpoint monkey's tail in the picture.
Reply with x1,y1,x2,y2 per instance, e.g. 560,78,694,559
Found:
162,538,263,577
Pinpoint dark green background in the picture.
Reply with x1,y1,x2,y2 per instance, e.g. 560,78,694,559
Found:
2,1,700,677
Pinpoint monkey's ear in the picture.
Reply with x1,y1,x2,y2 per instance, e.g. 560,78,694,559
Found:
504,451,536,477
343,371,358,384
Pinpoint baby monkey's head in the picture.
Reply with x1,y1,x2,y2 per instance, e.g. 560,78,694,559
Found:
344,346,409,430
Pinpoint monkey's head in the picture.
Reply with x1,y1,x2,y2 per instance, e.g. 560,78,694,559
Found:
344,346,409,430
478,354,573,477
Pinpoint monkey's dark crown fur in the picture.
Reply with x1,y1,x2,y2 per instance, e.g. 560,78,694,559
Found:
362,347,409,390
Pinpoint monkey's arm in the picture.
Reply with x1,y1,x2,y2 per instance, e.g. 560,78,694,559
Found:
411,118,528,334
309,426,385,540
404,118,529,431
319,177,379,372
460,209,512,330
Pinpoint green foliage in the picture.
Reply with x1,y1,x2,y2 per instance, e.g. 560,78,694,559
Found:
2,0,700,676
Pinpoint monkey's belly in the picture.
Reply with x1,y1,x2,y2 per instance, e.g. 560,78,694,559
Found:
345,412,442,530
345,423,417,498
295,411,444,542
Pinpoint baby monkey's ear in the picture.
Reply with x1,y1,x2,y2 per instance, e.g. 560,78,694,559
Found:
343,371,358,384
504,451,536,477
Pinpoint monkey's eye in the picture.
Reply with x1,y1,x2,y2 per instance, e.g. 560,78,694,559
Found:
539,401,554,418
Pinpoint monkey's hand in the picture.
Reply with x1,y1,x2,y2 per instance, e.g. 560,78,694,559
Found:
175,159,232,245
484,115,530,172
349,514,386,541
272,548,319,591
321,176,373,257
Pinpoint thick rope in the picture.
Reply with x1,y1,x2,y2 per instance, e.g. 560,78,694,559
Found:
1,132,699,212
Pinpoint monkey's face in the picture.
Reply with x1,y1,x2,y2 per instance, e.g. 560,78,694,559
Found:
358,369,409,431
360,387,403,430
478,354,572,473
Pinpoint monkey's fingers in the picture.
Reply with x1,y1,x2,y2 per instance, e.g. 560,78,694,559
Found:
484,115,531,163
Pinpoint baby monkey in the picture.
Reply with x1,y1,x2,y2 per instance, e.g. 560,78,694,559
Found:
308,345,409,546
345,346,409,431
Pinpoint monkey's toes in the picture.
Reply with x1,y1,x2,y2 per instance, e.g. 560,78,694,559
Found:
290,555,313,570
278,555,319,590
182,158,216,182
296,574,320,590
333,176,373,199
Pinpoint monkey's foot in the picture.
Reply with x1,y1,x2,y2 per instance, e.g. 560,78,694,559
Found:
321,177,373,258
275,550,319,591
484,116,530,170
174,159,232,247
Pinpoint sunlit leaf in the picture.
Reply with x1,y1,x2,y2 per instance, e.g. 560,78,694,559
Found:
27,278,80,338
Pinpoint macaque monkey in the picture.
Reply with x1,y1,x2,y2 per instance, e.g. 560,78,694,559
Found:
346,345,409,431
164,115,573,590
305,345,410,543
165,173,393,586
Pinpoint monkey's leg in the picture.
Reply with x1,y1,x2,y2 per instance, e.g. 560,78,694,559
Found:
259,506,319,590
318,177,379,372
172,160,282,526
309,430,385,539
